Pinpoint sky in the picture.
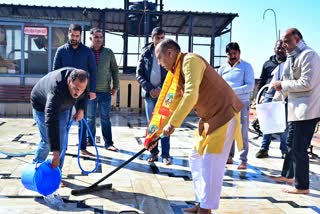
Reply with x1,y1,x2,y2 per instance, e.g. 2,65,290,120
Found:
1,0,319,77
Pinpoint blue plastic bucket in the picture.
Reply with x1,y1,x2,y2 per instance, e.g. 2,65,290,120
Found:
21,160,62,196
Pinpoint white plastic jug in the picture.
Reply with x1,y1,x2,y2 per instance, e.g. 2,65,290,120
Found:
255,85,286,134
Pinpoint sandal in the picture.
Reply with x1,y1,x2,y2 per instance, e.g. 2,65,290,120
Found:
237,162,247,169
81,149,95,156
147,152,159,162
106,145,119,152
163,157,172,165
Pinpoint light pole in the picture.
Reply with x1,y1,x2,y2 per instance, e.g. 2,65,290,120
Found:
263,9,279,41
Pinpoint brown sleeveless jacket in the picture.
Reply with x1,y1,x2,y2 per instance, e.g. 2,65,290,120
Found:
178,53,244,135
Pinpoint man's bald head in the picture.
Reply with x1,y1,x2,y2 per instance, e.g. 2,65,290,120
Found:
282,28,303,53
156,39,181,55
155,39,181,71
284,28,303,40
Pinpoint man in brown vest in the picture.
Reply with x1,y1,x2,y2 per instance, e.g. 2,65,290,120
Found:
152,39,243,214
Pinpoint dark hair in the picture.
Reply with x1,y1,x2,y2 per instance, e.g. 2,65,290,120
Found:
68,24,82,33
69,69,89,83
226,42,240,53
151,27,165,38
290,28,303,39
158,38,181,53
90,27,103,36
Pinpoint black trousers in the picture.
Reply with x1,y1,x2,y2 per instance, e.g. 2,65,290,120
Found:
281,117,319,189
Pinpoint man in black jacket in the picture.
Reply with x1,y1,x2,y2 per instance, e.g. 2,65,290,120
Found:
136,27,172,165
256,40,287,158
32,68,88,170
257,40,287,92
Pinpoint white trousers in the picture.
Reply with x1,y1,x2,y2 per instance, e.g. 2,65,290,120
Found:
189,117,236,209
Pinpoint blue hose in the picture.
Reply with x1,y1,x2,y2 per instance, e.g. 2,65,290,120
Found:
66,119,100,175
0,150,35,157
0,118,100,175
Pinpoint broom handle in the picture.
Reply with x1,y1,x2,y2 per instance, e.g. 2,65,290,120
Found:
89,137,159,187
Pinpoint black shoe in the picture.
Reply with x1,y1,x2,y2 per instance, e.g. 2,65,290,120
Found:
256,149,269,158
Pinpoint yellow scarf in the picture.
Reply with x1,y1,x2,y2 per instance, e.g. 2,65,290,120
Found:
144,53,182,147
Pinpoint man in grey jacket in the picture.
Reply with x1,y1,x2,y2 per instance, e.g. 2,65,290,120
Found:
271,28,320,194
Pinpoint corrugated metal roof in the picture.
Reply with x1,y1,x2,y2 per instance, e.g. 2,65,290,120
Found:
0,3,238,37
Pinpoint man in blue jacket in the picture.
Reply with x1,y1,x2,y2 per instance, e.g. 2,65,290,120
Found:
136,27,172,165
53,24,97,156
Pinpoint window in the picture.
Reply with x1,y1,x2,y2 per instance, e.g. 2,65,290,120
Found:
24,26,68,74
0,24,70,76
0,25,21,74
52,27,68,50
51,27,68,70
24,35,48,74
214,30,230,68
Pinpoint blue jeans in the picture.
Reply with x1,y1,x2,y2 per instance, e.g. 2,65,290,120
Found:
260,97,288,153
32,109,70,170
261,131,288,152
144,96,170,157
87,92,114,148
229,100,249,164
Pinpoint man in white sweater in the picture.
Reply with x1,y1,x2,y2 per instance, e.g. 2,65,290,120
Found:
218,42,255,170
271,28,320,194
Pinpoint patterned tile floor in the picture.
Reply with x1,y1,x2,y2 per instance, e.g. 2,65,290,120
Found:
0,112,319,214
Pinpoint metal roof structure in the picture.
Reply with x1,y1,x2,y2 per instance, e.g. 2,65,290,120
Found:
0,4,238,37
0,2,238,78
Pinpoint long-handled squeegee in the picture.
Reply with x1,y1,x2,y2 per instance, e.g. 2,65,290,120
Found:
71,137,159,196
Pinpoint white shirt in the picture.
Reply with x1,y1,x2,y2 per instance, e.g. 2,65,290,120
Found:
150,51,161,87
